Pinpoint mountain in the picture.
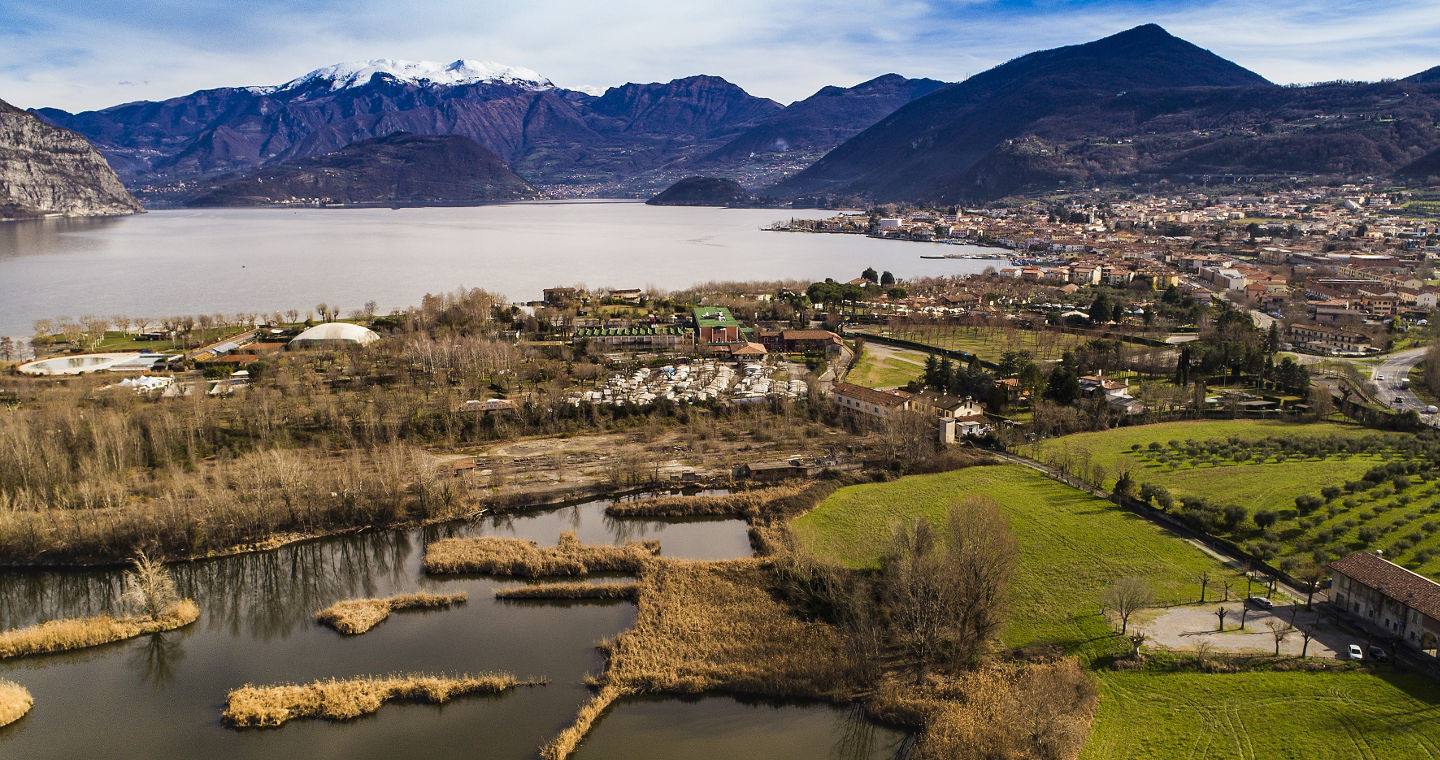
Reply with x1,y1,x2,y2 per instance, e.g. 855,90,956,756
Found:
773,24,1281,202
35,61,782,200
185,133,539,207
646,176,752,207
0,97,142,219
706,74,946,162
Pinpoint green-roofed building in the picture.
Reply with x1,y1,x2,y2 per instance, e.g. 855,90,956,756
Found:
693,307,741,344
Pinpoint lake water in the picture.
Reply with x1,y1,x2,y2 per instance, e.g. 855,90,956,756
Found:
0,201,997,337
0,497,908,760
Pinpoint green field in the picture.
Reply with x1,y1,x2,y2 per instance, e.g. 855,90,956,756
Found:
791,461,1440,760
792,464,1238,655
1026,420,1440,577
1083,670,1440,760
860,324,1088,363
844,346,927,388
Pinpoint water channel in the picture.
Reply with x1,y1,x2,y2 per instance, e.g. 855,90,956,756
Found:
0,496,908,759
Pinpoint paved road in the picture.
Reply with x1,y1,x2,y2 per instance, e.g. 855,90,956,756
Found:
1369,347,1433,417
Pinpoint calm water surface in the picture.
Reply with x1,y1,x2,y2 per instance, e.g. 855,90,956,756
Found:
0,497,905,759
0,201,995,336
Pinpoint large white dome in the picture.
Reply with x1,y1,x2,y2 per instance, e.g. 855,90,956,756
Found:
289,322,380,347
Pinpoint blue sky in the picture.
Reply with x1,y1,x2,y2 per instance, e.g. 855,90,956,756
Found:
2,0,1438,112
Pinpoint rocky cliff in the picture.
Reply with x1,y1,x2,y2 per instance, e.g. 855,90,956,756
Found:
0,98,141,219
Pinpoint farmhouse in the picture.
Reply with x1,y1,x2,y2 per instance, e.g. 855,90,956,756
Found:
831,382,912,420
1330,551,1440,656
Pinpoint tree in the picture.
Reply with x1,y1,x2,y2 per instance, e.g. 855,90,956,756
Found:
1089,293,1114,324
1045,365,1081,404
944,495,1018,667
1101,576,1152,635
880,271,895,287
121,552,179,620
1254,510,1279,531
1296,565,1326,610
1266,620,1292,656
861,267,879,284
1113,471,1136,499
1197,570,1211,603
1127,629,1148,658
1299,623,1317,657
882,518,955,682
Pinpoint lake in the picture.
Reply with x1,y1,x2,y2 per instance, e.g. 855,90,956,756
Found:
0,201,997,337
0,496,909,759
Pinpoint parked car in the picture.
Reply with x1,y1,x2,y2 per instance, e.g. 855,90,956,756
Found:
1369,646,1390,663
1396,397,1406,405
1427,405,1439,415
1377,374,1386,382
1246,596,1274,610
1348,644,1365,660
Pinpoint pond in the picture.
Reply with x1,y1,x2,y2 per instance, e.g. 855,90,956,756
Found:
0,495,906,759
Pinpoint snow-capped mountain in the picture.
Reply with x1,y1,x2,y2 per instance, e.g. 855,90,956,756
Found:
278,58,553,92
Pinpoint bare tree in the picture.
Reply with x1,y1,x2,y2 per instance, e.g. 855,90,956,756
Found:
1194,637,1214,666
1266,620,1292,656
1221,580,1233,601
1296,565,1325,610
1101,576,1152,635
1216,606,1228,632
1127,629,1148,658
1299,624,1317,657
1197,569,1211,603
945,495,1018,668
121,551,179,620
883,518,955,682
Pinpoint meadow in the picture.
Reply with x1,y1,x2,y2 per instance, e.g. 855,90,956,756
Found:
863,324,1088,363
844,346,929,388
1027,420,1440,577
790,461,1440,760
1081,669,1440,760
791,464,1238,655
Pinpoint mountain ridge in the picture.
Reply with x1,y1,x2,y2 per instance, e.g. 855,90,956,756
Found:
0,98,142,219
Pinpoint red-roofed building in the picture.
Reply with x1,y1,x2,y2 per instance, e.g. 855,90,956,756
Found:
1331,551,1440,656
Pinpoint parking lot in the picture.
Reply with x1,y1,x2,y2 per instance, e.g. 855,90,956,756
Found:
1142,599,1356,659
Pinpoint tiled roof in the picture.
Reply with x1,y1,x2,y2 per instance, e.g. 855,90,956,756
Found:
832,382,910,408
1331,551,1440,621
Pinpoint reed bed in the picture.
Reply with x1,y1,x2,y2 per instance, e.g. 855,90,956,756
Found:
222,672,542,728
0,600,199,659
540,558,1097,760
540,560,851,759
604,485,811,519
315,592,468,635
424,532,660,577
0,679,33,728
494,582,639,601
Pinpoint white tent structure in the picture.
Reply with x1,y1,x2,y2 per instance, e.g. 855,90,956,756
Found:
288,322,380,348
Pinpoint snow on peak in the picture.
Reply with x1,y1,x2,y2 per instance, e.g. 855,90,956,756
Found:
279,58,553,92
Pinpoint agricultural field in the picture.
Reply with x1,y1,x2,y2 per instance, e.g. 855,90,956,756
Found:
1083,670,1440,760
843,344,927,389
861,324,1087,363
791,464,1238,656
1028,420,1440,578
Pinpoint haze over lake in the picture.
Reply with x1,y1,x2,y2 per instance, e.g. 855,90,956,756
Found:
0,200,997,337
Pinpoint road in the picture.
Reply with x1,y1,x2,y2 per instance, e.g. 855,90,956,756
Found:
1369,347,1434,417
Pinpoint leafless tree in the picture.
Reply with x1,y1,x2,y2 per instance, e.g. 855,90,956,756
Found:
945,495,1018,667
1299,624,1317,657
883,517,955,682
1197,570,1211,603
1216,605,1228,632
1266,620,1292,656
1127,629,1148,658
1101,576,1152,635
1194,637,1214,666
121,551,179,620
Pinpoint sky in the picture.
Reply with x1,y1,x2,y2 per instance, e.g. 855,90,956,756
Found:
2,0,1438,112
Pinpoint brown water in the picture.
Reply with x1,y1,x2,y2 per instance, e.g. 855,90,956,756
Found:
0,201,996,337
0,497,908,759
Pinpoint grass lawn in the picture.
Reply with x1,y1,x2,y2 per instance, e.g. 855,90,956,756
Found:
860,325,1088,363
791,464,1239,656
844,347,927,388
1083,669,1440,760
1025,420,1440,577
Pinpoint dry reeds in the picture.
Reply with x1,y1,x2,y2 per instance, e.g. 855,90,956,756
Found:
0,600,199,659
424,532,660,577
540,684,629,760
605,485,811,519
222,672,541,728
495,582,638,601
315,592,467,635
0,679,33,728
